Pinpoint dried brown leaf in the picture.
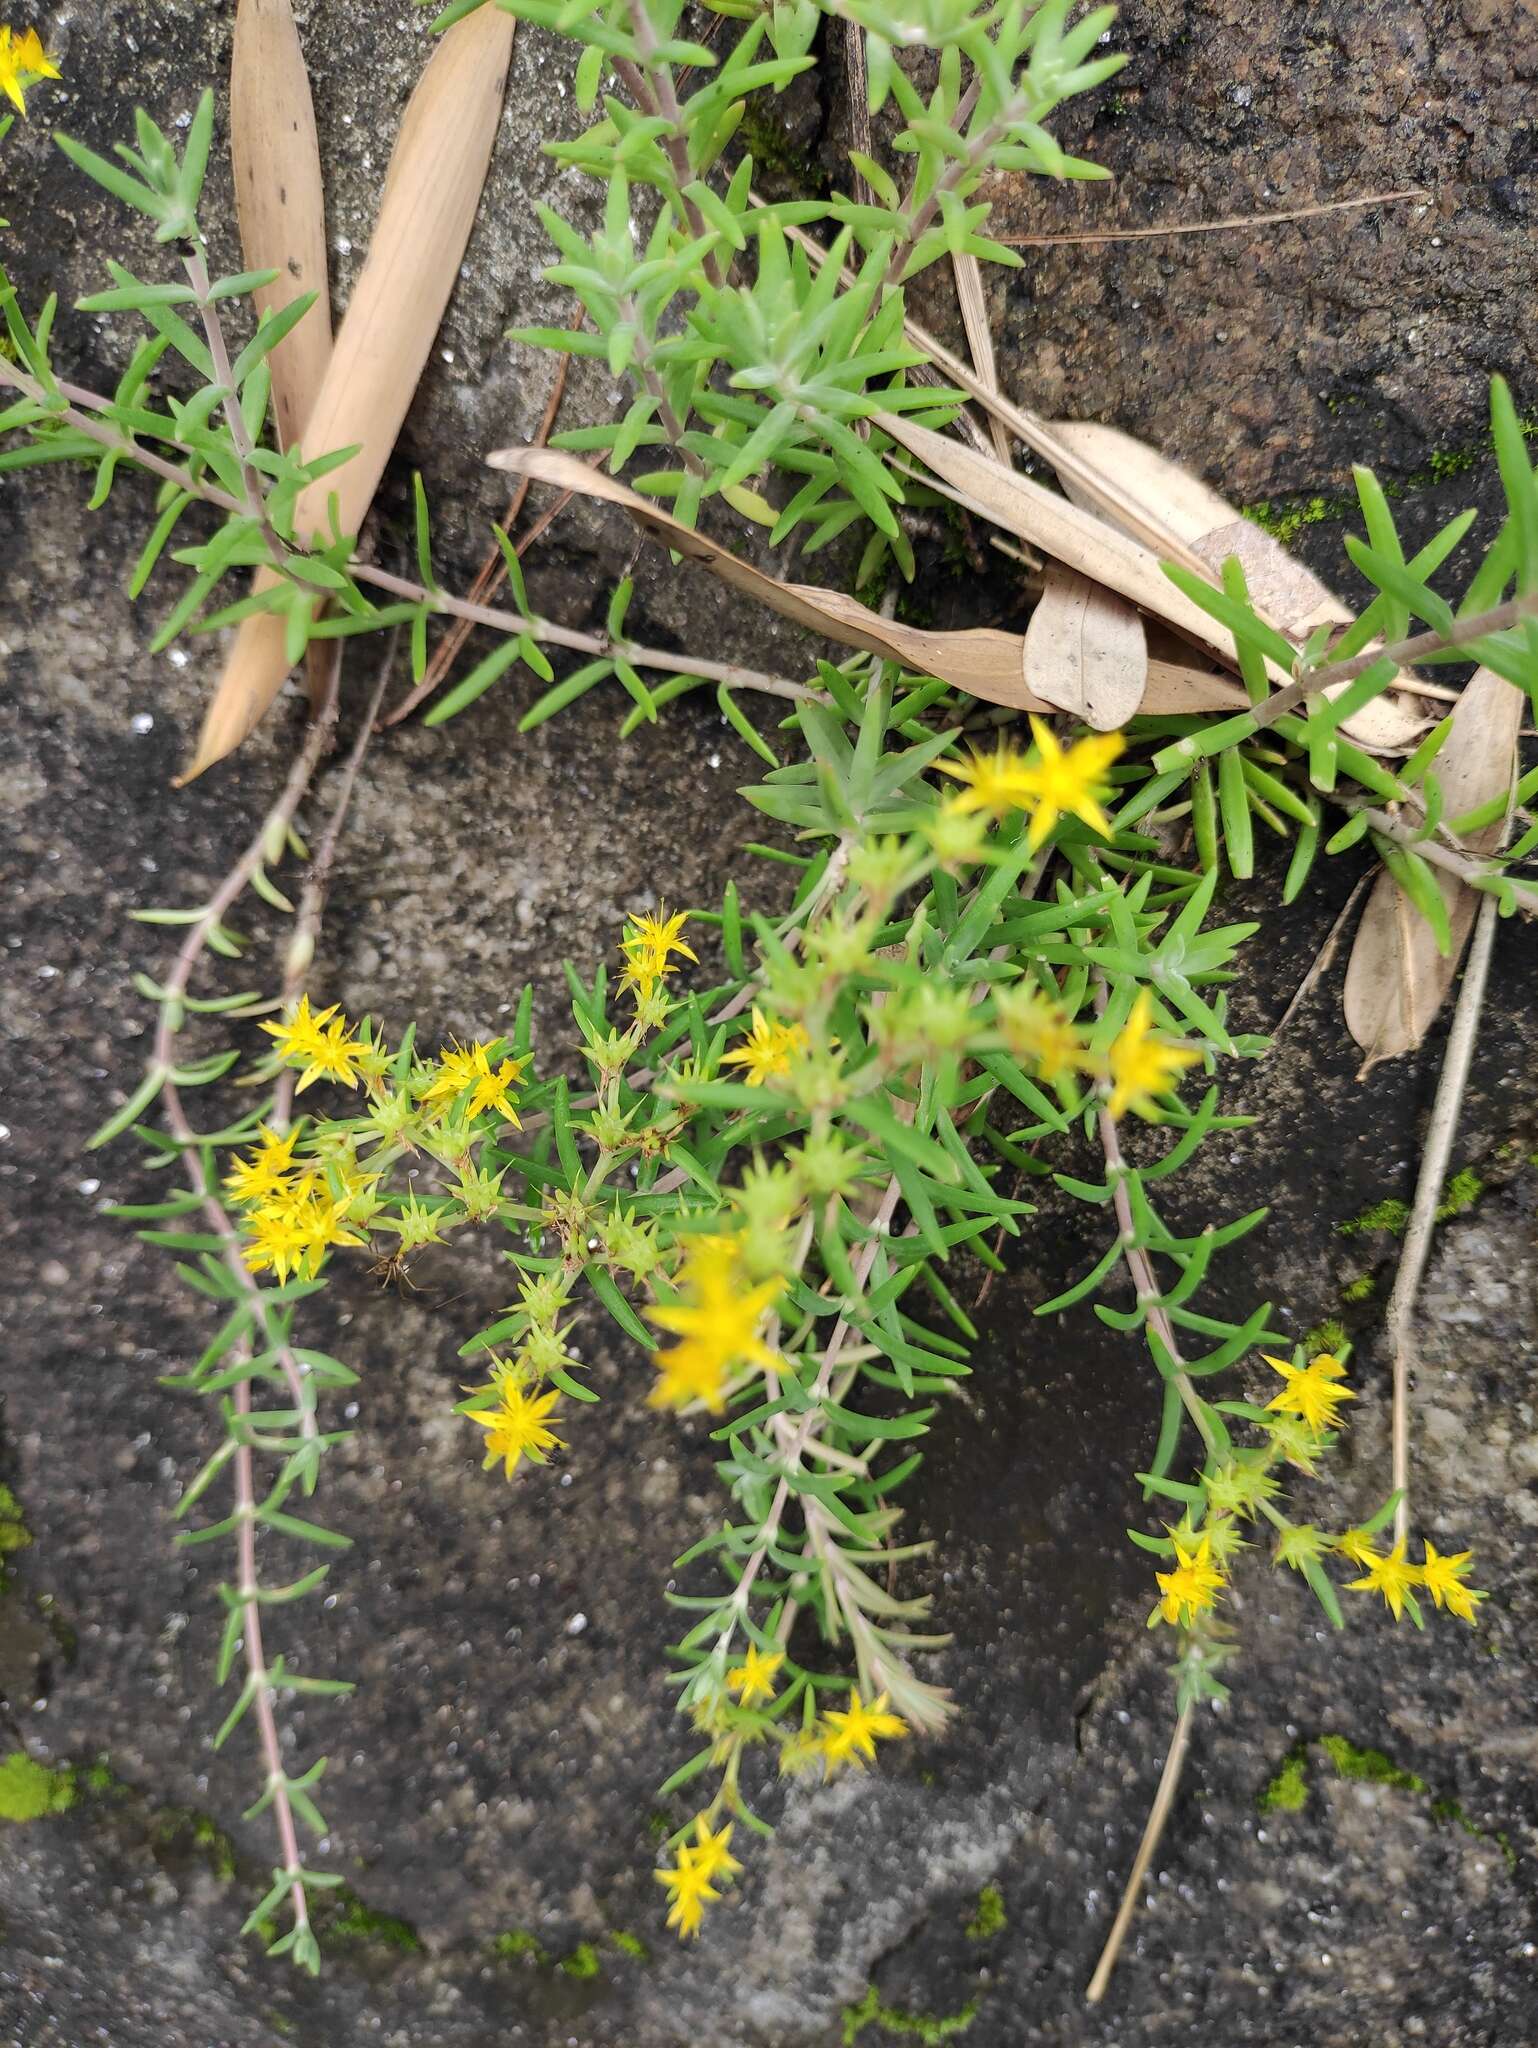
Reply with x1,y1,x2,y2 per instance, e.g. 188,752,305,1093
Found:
487,447,1240,720
182,7,516,783
1343,666,1521,1068
874,410,1262,685
290,7,515,548
228,0,334,726
950,251,1011,467
487,446,1045,706
231,0,332,453
1023,565,1148,729
1045,417,1428,755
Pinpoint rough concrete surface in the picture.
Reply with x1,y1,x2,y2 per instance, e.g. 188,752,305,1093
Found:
3,3,1538,2045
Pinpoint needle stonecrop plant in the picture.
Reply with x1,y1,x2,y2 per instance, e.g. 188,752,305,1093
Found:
3,0,1534,1979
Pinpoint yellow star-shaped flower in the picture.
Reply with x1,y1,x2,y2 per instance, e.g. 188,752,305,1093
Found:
0,25,61,116
726,1643,785,1707
1151,1531,1225,1628
1346,1539,1422,1623
819,1689,907,1774
1106,989,1200,1120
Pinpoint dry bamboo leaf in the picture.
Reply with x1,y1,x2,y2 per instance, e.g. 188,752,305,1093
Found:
1046,417,1238,548
1343,666,1521,1068
231,0,332,452
487,446,1243,720
1045,417,1428,756
875,409,1268,684
229,0,334,725
488,446,1046,706
948,246,1155,725
182,7,516,783
290,7,515,547
1024,565,1148,729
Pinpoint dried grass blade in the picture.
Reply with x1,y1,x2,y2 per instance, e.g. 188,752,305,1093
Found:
950,251,1012,467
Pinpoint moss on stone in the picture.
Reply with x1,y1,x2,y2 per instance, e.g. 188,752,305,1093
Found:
1339,1196,1411,1237
1259,1736,1517,1869
842,1986,980,2046
0,1751,74,1822
1437,1168,1483,1220
1318,1734,1426,1794
1243,492,1351,545
148,1803,238,1882
0,1484,32,1588
1302,1317,1348,1356
560,1941,602,1980
1340,1169,1486,1239
735,105,827,193
324,1889,424,1954
1258,1749,1310,1814
964,1884,1006,1939
492,1928,549,1964
608,1929,650,1961
1340,1272,1376,1303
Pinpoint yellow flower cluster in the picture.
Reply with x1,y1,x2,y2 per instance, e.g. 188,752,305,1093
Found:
780,1687,909,1780
224,1123,373,1283
0,24,59,115
937,718,1124,852
1263,1349,1355,1436
726,1643,784,1707
238,1001,531,1280
419,1038,527,1126
1144,1347,1485,1633
655,1817,744,1939
620,906,697,1009
1106,990,1200,1120
653,1687,907,1938
644,1231,783,1413
1338,1533,1483,1626
721,1005,811,1087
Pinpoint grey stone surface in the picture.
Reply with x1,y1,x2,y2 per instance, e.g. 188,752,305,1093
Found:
3,4,1538,2046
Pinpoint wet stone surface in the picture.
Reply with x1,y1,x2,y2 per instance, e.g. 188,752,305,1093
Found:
4,3,1538,2045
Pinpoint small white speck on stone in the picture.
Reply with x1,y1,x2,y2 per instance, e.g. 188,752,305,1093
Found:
565,1612,588,1636
442,349,455,365
707,752,721,768
77,1178,100,1196
130,712,154,735
168,647,189,669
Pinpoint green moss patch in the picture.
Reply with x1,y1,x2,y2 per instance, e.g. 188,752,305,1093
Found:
0,1485,32,1588
324,1889,423,1954
0,1751,74,1822
1340,1169,1485,1240
964,1885,1006,1939
492,1928,549,1964
843,1986,979,2045
1259,1736,1517,1871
